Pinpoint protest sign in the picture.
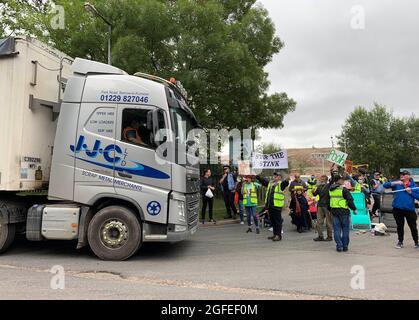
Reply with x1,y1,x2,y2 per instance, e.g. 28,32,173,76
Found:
251,150,288,169
238,160,257,176
326,149,348,167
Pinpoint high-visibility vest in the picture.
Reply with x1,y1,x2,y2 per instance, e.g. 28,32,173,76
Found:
242,183,258,206
353,182,362,193
308,177,317,187
293,185,304,191
265,183,285,208
329,187,348,209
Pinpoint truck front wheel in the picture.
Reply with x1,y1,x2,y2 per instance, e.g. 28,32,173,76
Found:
87,206,142,261
0,223,16,254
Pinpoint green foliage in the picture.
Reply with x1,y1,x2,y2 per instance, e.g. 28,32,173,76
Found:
1,0,296,131
337,104,419,176
256,142,281,154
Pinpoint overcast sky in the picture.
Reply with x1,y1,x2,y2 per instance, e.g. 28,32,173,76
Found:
257,0,419,149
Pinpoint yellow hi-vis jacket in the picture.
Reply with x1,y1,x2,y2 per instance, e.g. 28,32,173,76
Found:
329,186,349,209
242,183,258,206
265,183,285,208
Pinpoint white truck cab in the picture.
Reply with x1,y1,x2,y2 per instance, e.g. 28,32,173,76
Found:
0,37,200,260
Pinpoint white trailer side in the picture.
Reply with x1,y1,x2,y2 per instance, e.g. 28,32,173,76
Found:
0,37,72,191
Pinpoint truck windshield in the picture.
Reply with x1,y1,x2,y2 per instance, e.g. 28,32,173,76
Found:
170,107,197,145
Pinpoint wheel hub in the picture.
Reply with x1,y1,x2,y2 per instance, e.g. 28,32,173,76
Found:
101,220,128,248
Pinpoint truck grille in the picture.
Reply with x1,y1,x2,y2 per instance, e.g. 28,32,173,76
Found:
186,193,200,229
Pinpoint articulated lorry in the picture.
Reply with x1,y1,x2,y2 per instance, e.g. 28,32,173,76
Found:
0,37,200,260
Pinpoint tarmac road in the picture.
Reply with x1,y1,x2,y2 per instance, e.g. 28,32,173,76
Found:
0,214,418,300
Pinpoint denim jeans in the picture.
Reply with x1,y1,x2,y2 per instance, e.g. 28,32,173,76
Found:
238,200,244,222
332,214,350,249
246,206,259,227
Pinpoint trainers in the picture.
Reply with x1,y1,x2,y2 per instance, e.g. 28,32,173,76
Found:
336,248,343,252
246,227,252,233
272,235,282,241
313,237,325,242
325,237,333,241
268,227,273,232
209,219,216,224
343,247,348,252
395,241,403,249
256,228,260,234
267,236,275,240
414,243,419,249
240,221,244,225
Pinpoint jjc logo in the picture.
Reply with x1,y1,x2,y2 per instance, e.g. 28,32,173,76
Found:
71,135,123,164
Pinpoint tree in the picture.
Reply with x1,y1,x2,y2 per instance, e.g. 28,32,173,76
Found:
337,104,419,176
256,142,281,154
1,0,296,132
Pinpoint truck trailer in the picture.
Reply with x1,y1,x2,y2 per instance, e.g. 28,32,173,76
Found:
0,37,200,260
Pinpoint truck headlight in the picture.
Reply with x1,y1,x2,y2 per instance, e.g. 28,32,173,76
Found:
178,200,186,223
175,225,187,232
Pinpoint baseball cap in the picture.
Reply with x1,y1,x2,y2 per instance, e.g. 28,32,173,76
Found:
400,170,411,175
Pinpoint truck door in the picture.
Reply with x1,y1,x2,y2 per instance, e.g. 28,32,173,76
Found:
73,104,117,203
115,104,171,224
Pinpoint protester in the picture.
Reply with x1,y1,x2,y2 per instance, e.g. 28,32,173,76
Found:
383,170,419,249
348,173,371,209
235,177,245,224
256,172,290,241
307,175,317,198
312,175,333,241
289,173,308,196
219,165,238,219
370,171,384,218
290,188,310,233
200,169,215,224
329,175,357,252
242,175,260,234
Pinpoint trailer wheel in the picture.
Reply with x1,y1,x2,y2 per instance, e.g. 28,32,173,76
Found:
87,206,142,261
0,223,16,254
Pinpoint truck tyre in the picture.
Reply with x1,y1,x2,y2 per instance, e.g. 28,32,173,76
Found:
87,206,142,261
0,223,16,254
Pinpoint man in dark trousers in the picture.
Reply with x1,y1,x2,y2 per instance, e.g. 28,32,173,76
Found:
256,172,290,241
384,170,419,249
329,174,357,252
219,165,238,219
312,175,333,241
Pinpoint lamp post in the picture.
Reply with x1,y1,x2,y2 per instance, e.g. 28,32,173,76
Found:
84,2,112,65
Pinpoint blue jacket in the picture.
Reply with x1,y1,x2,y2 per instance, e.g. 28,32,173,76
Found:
383,179,419,212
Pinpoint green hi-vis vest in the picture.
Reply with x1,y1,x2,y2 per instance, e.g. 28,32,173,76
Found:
242,183,258,206
265,183,285,208
329,187,348,209
353,182,362,193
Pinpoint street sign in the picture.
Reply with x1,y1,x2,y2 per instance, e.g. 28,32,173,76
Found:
311,153,328,159
326,149,348,167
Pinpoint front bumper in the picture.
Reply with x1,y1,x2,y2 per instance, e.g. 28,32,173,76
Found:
143,224,197,242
